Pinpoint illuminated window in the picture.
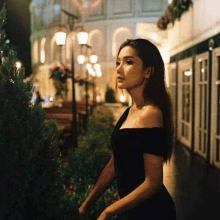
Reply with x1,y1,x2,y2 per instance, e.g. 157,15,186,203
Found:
88,30,104,61
32,40,39,64
65,37,69,61
178,58,193,148
51,37,60,62
40,37,46,63
112,27,131,57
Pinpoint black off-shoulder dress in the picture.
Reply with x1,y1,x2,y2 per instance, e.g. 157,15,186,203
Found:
111,107,176,220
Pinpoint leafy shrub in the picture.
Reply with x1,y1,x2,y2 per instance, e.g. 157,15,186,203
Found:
105,85,116,103
63,105,118,219
0,7,74,219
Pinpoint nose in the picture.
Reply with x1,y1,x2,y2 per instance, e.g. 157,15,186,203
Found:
116,63,123,74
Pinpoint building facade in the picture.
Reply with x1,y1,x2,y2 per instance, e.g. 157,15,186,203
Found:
30,0,220,169
29,0,170,104
167,0,220,169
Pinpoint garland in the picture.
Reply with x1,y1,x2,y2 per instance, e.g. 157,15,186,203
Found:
50,66,93,100
157,0,193,30
50,66,71,99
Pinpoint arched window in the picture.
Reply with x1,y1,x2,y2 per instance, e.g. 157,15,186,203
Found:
112,27,132,57
51,36,60,62
32,40,39,64
40,37,46,63
65,35,72,61
88,29,104,61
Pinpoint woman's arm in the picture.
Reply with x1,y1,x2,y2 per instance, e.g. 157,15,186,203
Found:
79,155,116,215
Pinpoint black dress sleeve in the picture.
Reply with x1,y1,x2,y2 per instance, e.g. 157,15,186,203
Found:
139,127,166,156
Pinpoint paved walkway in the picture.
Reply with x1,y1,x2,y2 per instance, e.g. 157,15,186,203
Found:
163,143,220,220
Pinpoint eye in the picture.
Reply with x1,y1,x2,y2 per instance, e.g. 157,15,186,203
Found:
116,61,120,66
126,60,134,65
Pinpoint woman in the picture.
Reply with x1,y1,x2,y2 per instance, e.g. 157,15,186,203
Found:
79,39,176,220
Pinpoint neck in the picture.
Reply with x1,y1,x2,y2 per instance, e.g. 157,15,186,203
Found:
127,86,147,109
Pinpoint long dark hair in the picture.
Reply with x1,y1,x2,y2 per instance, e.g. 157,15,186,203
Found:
117,38,174,164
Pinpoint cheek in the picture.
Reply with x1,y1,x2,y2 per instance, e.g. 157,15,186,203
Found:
126,66,143,79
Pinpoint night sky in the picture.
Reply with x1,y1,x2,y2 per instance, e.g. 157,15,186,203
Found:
0,0,32,75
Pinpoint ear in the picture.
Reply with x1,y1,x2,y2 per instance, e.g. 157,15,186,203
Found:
144,66,154,78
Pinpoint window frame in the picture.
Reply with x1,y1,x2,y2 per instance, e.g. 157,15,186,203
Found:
211,47,220,168
194,52,209,159
177,57,193,148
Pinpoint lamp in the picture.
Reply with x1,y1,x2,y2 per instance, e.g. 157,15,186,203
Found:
184,70,192,76
94,63,102,77
77,29,89,45
87,66,96,76
77,55,86,64
15,61,22,71
208,39,214,51
86,63,92,70
96,69,102,77
94,63,101,70
54,8,89,148
55,31,67,46
90,53,98,64
86,63,96,76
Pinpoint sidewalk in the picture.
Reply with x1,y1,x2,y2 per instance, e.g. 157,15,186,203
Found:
163,143,220,220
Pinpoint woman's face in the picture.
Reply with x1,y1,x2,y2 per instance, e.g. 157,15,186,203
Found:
116,46,147,90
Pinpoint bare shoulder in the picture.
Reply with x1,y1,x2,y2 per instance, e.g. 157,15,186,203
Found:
137,105,163,128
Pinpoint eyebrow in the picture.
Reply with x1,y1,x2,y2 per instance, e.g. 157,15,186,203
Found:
117,56,134,60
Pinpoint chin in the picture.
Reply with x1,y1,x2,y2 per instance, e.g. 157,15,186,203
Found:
118,81,135,90
117,83,126,89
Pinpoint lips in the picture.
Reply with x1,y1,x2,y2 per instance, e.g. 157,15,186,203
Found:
117,76,124,80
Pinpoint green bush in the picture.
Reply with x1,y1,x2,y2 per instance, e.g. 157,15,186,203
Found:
0,7,118,219
63,105,118,219
105,85,116,103
0,7,75,219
